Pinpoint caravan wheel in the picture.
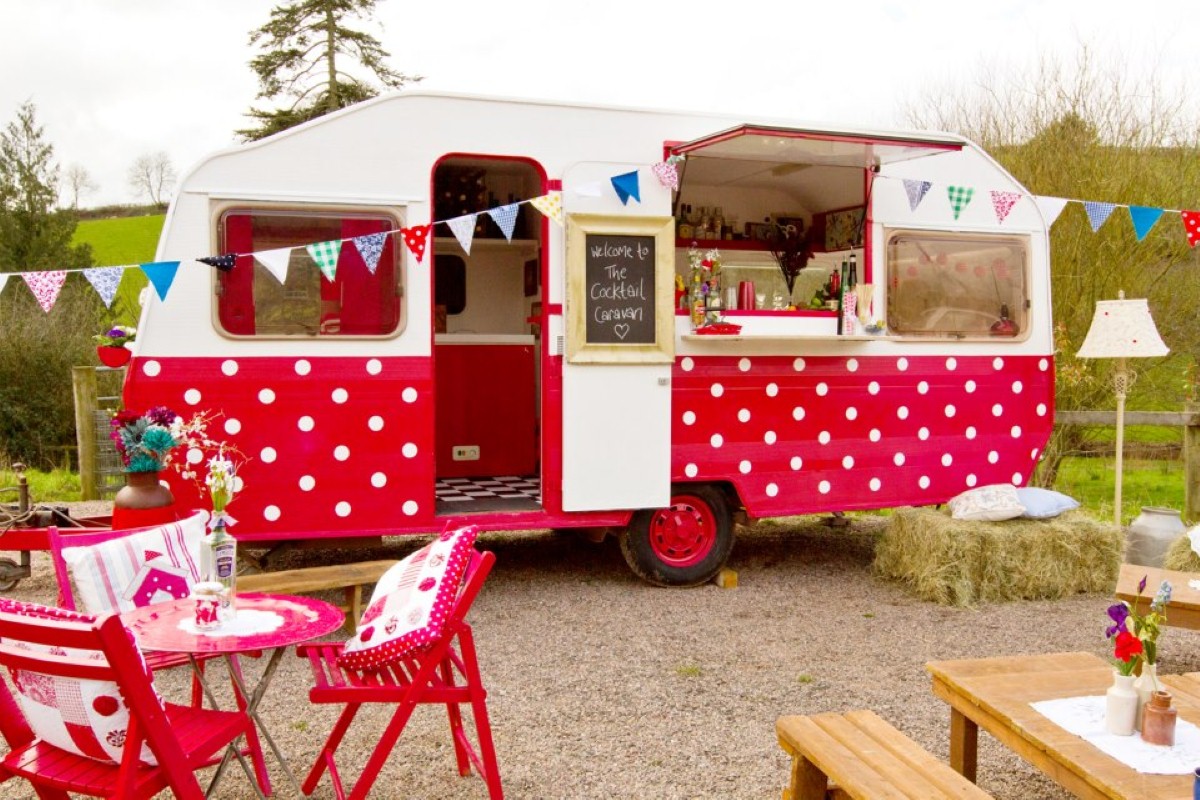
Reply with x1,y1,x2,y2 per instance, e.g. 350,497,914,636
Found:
620,485,733,587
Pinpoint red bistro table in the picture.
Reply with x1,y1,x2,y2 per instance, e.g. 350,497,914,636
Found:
121,592,345,796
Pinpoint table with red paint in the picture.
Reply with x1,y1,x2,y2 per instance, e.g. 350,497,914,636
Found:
121,592,345,796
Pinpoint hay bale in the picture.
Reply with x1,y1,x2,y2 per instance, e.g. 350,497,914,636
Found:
873,507,1124,607
1163,534,1200,572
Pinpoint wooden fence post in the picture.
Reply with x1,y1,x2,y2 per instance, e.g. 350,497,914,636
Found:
72,366,98,501
1186,401,1200,524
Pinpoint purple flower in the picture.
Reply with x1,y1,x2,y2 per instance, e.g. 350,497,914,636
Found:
1106,603,1130,638
1138,575,1148,595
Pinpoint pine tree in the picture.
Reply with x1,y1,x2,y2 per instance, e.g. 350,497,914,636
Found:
238,0,420,141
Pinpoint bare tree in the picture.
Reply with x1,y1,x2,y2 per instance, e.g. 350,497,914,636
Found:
127,152,177,206
63,163,97,209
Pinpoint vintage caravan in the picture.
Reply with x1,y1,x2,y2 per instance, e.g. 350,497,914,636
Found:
123,91,1054,585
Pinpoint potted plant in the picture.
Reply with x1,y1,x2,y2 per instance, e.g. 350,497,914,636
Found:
109,406,180,529
94,325,136,368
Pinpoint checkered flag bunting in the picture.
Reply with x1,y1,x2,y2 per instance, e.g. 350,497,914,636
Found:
946,186,975,220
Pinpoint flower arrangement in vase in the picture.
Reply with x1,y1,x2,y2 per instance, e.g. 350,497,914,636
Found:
93,325,135,368
1103,576,1172,735
109,406,182,528
1125,575,1172,728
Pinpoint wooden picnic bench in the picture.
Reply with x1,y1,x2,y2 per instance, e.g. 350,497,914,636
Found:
776,709,993,800
1115,563,1200,630
239,559,397,633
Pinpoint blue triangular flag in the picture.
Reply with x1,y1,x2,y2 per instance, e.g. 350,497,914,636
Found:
1128,206,1165,242
352,232,388,275
487,203,520,242
903,179,932,211
83,266,125,308
610,171,641,205
139,261,180,301
1083,201,1117,233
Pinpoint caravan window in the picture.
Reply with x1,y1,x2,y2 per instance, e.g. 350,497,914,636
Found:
885,230,1029,339
216,209,403,337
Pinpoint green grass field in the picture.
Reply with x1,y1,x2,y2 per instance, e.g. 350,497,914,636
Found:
73,214,164,265
1051,456,1185,524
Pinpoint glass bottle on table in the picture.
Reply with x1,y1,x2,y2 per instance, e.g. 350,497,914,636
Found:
200,518,237,621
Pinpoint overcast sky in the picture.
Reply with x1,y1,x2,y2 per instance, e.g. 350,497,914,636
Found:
3,0,1198,209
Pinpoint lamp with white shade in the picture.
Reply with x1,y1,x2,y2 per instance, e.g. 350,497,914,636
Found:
1075,292,1169,526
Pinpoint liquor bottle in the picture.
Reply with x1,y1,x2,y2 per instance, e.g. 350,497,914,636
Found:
843,254,859,335
201,519,237,620
836,258,848,335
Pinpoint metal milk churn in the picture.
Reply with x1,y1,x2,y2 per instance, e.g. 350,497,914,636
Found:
1126,507,1186,568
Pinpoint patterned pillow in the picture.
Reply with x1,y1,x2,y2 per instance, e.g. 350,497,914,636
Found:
60,511,208,614
337,525,479,671
947,484,1026,521
0,598,157,766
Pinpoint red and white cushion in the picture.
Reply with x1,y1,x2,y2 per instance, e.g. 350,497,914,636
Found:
337,525,479,671
0,598,157,766
60,511,207,614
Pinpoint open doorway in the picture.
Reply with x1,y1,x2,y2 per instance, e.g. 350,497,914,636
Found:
431,156,545,513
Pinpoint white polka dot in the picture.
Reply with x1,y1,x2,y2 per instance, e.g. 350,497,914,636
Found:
845,407,858,421
685,463,698,477
941,453,953,467
186,447,203,464
294,359,311,376
738,358,752,372
818,431,831,444
816,382,829,396
1011,381,1023,394
258,388,275,404
766,483,779,497
221,360,238,376
1011,473,1023,485
299,475,316,491
868,381,880,395
1031,448,1040,460
966,426,977,440
919,476,931,489
232,476,244,494
1011,426,1022,438
946,357,957,371
402,443,418,458
869,428,881,442
897,357,909,371
298,416,314,432
1036,403,1047,416
260,447,276,463
332,387,349,404
966,474,978,487
988,451,1000,464
846,358,859,373
869,478,881,491
842,455,854,469
992,404,1004,417
684,410,697,425
224,419,241,435
917,381,929,395
334,445,350,461
793,358,806,371
764,431,777,444
1039,358,1049,371
965,380,977,393
401,387,418,403
142,360,161,377
894,453,906,466
739,460,752,474
818,480,831,494
918,427,930,441
710,434,724,448
944,404,956,418
264,505,281,521
681,357,694,372
368,415,384,431
335,501,351,517
371,472,387,488
897,406,909,420
184,388,202,405
710,383,724,398
402,500,418,516
790,456,803,470
366,359,383,375
766,383,779,397
737,409,750,423
792,407,805,421
993,357,1004,370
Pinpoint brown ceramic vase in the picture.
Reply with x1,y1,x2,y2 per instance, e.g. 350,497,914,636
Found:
1141,690,1177,747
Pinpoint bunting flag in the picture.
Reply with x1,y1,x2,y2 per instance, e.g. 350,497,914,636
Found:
402,224,432,263
903,179,932,211
946,186,974,220
444,214,477,255
529,192,563,226
0,274,7,294
1034,195,1069,227
352,232,388,275
1129,206,1165,241
651,161,679,191
611,171,641,205
22,270,67,313
139,261,180,302
197,254,236,272
306,239,342,281
989,191,1022,224
573,181,605,198
1181,210,1200,248
254,247,293,284
83,266,124,308
1083,201,1117,232
488,203,520,242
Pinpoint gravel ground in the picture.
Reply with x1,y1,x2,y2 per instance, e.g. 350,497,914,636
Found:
5,509,1200,800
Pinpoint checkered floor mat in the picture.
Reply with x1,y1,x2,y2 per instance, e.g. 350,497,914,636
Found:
435,475,542,504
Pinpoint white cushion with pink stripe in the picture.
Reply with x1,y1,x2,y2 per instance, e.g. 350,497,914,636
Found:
60,511,207,614
337,525,478,671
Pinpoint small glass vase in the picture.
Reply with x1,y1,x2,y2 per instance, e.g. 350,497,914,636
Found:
1135,662,1160,731
1106,670,1138,736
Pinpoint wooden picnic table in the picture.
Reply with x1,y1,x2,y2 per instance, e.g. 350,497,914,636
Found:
1116,564,1200,630
927,651,1199,799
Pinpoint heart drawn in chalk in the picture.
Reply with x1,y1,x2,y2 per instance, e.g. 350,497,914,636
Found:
613,323,630,340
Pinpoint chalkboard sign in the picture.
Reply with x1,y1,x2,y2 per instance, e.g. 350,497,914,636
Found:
566,214,674,364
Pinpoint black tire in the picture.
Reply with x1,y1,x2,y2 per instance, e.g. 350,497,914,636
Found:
619,485,734,587
0,557,22,592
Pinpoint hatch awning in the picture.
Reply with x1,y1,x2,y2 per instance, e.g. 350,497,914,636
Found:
672,124,964,169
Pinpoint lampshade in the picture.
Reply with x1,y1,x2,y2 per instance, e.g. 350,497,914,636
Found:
1076,297,1169,359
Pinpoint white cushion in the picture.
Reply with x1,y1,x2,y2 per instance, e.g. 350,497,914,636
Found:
948,484,1026,521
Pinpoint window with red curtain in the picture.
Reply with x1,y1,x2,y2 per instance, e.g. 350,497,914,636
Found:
217,209,403,337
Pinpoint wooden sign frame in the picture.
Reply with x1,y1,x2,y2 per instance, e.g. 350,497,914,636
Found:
565,214,675,364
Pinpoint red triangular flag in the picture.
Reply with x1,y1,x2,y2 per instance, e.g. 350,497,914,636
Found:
143,549,163,561
401,224,432,263
1181,210,1200,248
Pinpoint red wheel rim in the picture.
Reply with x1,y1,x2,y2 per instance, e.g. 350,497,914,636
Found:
647,495,716,568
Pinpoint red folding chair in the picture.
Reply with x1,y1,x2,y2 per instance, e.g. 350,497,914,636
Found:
0,598,259,799
297,547,503,799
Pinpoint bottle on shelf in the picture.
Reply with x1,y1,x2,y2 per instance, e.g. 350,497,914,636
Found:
843,254,859,336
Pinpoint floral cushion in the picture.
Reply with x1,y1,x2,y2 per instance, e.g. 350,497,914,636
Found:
337,525,479,671
60,510,208,614
0,598,157,766
1016,487,1080,519
947,484,1026,521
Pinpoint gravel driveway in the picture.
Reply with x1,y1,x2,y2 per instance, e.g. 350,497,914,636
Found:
4,513,1196,799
